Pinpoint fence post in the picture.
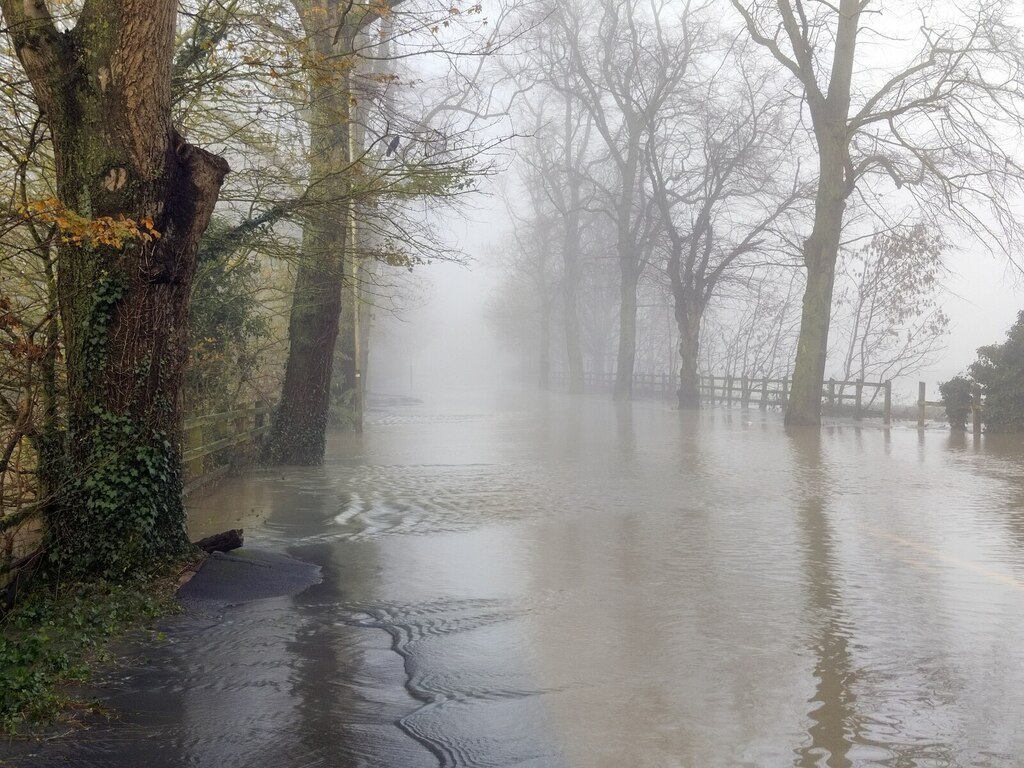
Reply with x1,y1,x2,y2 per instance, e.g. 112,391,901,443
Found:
972,383,983,436
760,378,768,411
234,407,248,443
883,381,891,426
827,379,835,414
741,375,750,409
918,381,926,429
855,379,864,421
726,376,733,406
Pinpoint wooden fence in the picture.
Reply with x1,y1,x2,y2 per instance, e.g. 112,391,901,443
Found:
183,401,273,494
552,371,893,423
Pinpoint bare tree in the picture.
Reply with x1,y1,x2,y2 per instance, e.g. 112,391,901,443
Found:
646,45,803,408
731,0,1024,425
553,0,699,400
832,223,949,384
511,72,594,393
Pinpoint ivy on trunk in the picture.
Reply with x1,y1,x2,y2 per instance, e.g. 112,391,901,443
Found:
0,0,229,578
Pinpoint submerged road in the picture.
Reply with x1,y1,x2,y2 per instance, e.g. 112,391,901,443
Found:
9,390,1024,766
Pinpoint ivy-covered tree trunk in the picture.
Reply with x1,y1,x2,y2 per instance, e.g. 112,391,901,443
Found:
1,0,229,577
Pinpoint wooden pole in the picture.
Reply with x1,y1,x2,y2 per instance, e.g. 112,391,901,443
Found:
855,379,864,421
918,381,926,429
255,397,268,429
760,378,768,411
883,381,891,426
827,379,835,414
726,376,733,406
782,377,789,407
741,375,750,410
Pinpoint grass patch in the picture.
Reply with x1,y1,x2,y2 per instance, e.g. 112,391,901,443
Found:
0,570,187,736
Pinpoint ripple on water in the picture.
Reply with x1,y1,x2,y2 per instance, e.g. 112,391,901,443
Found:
281,462,559,541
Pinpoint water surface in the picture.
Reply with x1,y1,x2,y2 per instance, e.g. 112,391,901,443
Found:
8,392,1024,767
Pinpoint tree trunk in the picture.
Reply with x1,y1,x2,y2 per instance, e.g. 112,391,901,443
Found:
264,216,346,464
562,219,584,394
614,269,638,401
785,135,847,427
676,298,703,410
786,248,839,426
334,253,359,425
264,4,354,463
0,0,229,577
782,1,858,427
539,302,551,389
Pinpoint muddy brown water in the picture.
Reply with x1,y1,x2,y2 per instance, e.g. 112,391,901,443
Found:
7,391,1024,767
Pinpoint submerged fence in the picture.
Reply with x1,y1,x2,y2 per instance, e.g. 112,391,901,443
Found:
552,370,893,423
183,401,273,494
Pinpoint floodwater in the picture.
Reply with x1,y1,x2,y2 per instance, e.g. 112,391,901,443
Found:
9,391,1024,767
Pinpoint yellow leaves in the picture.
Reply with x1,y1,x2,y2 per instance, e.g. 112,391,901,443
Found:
18,198,162,250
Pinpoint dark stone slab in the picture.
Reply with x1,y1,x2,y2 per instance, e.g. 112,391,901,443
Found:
176,548,321,605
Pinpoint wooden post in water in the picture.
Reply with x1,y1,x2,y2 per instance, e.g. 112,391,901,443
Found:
972,383,983,436
741,375,750,409
883,381,892,426
726,376,733,406
918,381,926,429
760,378,768,411
827,379,835,414
855,379,864,421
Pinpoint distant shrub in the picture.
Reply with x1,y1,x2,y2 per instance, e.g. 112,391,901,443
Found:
967,311,1024,432
939,375,971,431
946,311,1024,433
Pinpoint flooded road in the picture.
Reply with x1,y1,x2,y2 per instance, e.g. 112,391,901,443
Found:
10,391,1024,766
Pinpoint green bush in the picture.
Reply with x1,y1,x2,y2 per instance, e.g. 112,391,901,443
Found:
967,310,1024,432
186,220,269,415
0,577,178,734
939,375,972,431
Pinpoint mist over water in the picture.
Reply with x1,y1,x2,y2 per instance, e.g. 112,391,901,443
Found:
371,259,509,406
13,388,1024,767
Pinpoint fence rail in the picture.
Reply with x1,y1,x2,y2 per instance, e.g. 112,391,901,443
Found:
552,371,892,423
184,402,273,493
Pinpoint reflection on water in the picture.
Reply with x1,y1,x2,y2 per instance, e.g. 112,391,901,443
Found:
9,392,1024,767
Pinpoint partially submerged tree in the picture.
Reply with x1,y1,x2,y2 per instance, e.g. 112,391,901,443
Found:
264,0,513,464
645,50,801,408
554,0,697,400
0,0,229,577
731,0,1024,425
